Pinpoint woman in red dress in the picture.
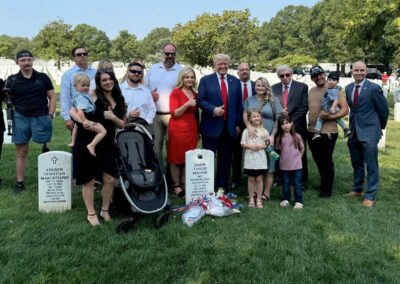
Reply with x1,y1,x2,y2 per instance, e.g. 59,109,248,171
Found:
168,67,198,197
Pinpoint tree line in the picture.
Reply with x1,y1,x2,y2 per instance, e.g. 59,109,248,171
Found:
0,0,399,71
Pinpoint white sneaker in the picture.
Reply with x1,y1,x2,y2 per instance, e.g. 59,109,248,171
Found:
280,200,289,208
294,202,303,209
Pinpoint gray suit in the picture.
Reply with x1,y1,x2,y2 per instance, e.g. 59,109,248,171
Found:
345,79,389,200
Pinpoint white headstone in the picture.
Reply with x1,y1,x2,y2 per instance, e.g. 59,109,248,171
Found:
394,87,400,104
2,110,11,144
185,149,214,205
382,85,389,98
38,151,72,212
394,103,400,122
378,129,386,148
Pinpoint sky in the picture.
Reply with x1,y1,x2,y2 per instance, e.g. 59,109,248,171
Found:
0,0,320,40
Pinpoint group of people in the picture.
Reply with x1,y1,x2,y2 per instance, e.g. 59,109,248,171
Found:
0,43,389,226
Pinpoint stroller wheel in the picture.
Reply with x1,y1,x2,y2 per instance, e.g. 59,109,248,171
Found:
117,219,137,234
155,212,169,229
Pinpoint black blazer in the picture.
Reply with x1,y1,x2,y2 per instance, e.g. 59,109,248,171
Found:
0,79,5,133
272,80,308,135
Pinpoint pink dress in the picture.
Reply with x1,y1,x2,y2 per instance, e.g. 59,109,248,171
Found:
167,88,198,164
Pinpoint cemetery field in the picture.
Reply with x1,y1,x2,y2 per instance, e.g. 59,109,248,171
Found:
0,95,399,283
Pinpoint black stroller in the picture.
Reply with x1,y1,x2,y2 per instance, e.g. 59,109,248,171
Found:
114,118,170,233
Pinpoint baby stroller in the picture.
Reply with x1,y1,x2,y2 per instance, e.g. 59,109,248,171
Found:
114,118,170,233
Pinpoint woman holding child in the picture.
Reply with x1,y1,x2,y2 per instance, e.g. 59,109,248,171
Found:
73,69,126,226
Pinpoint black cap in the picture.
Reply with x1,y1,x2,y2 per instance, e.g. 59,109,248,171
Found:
310,65,324,77
328,71,340,81
16,50,33,60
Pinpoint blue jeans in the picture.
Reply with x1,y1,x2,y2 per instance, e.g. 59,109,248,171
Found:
282,169,303,203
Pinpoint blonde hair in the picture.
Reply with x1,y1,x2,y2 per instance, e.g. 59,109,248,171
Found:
176,67,196,89
73,73,90,86
213,53,230,66
255,77,274,102
97,59,113,70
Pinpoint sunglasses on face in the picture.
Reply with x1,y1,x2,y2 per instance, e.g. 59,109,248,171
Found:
164,52,176,57
279,73,291,78
128,69,143,75
75,52,88,57
98,68,114,74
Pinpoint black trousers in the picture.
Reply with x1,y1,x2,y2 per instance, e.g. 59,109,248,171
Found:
231,128,244,184
307,132,338,196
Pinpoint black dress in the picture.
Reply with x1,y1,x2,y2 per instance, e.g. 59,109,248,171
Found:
0,79,5,158
74,98,125,185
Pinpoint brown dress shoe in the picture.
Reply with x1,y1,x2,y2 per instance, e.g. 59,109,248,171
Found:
343,191,363,197
362,199,375,207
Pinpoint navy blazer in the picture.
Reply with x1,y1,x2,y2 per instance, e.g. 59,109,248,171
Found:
345,80,389,142
272,80,308,135
197,73,243,138
0,79,5,133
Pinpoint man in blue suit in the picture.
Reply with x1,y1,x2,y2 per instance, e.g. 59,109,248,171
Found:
198,54,243,192
344,61,389,207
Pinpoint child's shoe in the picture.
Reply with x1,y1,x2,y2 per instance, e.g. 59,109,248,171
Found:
312,131,321,140
294,202,303,209
343,128,351,138
256,199,264,209
280,200,289,208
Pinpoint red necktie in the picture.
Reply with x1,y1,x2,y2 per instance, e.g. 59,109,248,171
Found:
353,85,360,107
243,82,248,102
220,75,228,120
283,85,289,109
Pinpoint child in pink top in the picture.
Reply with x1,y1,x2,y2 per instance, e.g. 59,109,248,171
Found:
275,114,305,209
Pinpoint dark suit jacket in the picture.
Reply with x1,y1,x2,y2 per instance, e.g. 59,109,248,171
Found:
0,79,5,133
197,73,242,138
345,80,389,142
272,80,308,135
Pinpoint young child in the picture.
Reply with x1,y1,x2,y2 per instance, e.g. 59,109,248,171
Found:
312,71,350,140
241,109,269,209
275,114,304,209
68,73,106,156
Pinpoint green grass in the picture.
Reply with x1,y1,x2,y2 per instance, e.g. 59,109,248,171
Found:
0,94,399,283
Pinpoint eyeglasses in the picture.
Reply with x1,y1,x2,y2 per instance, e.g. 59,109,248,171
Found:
279,73,291,78
128,69,143,75
75,52,88,57
164,52,176,57
98,68,114,74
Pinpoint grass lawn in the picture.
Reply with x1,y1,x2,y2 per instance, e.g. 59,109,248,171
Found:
0,94,399,283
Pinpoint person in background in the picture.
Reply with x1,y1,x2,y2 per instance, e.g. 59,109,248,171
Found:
231,63,255,190
144,43,183,170
60,46,96,131
0,78,5,187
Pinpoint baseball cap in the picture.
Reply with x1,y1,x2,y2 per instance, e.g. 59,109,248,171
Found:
16,50,33,60
310,65,324,77
328,71,340,81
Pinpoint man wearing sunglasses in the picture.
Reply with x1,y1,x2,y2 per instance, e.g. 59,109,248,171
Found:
120,61,156,126
272,65,309,189
60,46,96,131
144,43,183,170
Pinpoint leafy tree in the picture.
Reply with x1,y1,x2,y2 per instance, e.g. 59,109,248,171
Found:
72,24,111,61
172,10,257,66
32,20,73,69
110,30,142,64
141,27,171,61
0,35,32,59
257,6,313,62
268,54,317,70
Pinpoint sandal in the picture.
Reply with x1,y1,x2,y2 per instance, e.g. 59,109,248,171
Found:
248,199,255,208
87,213,100,226
99,209,112,222
261,194,270,202
173,185,185,198
256,199,264,209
